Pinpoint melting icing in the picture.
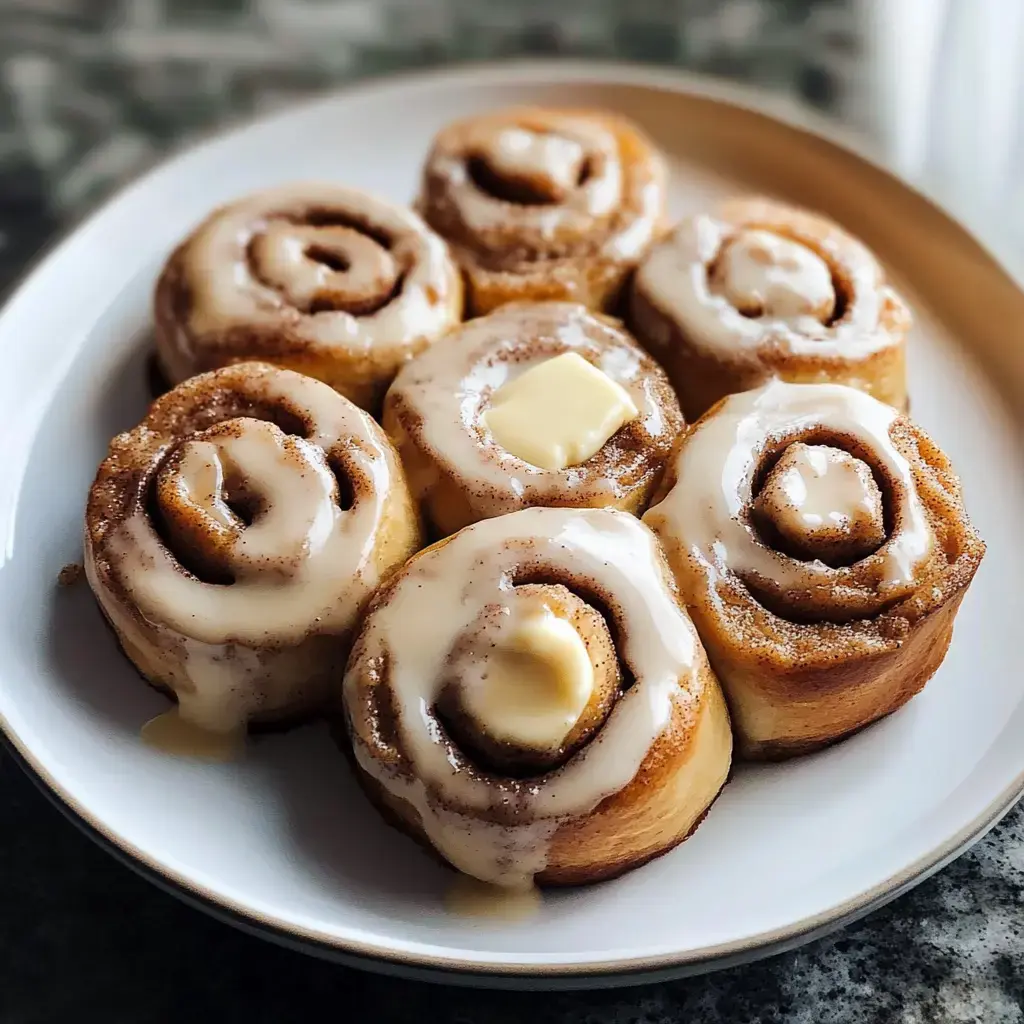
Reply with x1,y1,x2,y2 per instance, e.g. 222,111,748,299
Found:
754,442,887,565
141,709,244,762
445,875,542,921
766,443,882,531
712,229,835,325
644,380,932,592
102,368,399,732
487,128,586,197
636,214,895,357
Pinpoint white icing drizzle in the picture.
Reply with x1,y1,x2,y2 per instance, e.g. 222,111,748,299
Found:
644,380,933,594
173,442,237,530
712,229,835,326
386,302,672,520
771,443,879,531
636,213,896,358
344,507,702,888
172,182,458,365
101,369,400,732
487,128,586,196
250,222,398,310
428,112,662,261
440,116,620,238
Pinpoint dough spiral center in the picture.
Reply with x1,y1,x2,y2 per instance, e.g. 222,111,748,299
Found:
753,442,886,567
250,221,400,315
712,229,835,325
154,417,344,585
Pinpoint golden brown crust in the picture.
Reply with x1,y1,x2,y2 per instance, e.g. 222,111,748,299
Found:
153,183,463,412
629,196,910,420
382,301,685,538
85,361,423,731
719,585,966,760
644,385,984,759
539,668,731,885
418,107,668,316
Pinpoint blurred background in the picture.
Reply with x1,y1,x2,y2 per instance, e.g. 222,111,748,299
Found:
2,0,1022,298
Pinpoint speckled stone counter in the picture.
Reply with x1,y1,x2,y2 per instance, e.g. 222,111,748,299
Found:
1,3,1022,1022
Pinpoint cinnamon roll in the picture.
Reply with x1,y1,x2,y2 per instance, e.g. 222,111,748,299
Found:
382,301,684,537
629,197,911,420
643,380,985,759
154,183,463,410
343,506,732,888
418,107,667,315
85,362,422,735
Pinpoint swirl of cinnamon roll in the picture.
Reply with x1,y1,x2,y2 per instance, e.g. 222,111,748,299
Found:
154,183,463,411
418,107,667,315
643,380,985,759
629,197,911,420
85,362,422,735
342,506,732,888
382,301,684,538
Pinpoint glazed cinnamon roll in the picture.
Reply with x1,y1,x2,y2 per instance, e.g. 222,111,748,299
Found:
643,380,985,759
154,183,463,410
343,506,732,888
85,362,422,735
629,197,911,419
382,301,684,537
418,107,667,315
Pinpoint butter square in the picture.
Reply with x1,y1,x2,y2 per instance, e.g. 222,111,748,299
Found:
482,352,639,470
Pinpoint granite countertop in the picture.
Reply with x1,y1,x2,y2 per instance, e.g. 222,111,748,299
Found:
1,3,1022,1022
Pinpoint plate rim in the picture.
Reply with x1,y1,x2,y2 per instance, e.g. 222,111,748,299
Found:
2,58,1022,984
6,729,1016,990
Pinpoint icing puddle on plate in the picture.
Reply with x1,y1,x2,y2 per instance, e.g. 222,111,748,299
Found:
141,709,245,763
444,875,543,922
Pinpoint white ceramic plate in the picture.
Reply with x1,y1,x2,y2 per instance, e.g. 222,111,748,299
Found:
1,63,1022,989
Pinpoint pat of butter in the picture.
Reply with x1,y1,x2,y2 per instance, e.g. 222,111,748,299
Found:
482,352,639,470
464,607,594,750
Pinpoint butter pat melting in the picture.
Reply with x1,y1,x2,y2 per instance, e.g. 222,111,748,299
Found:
463,606,594,750
483,352,639,470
